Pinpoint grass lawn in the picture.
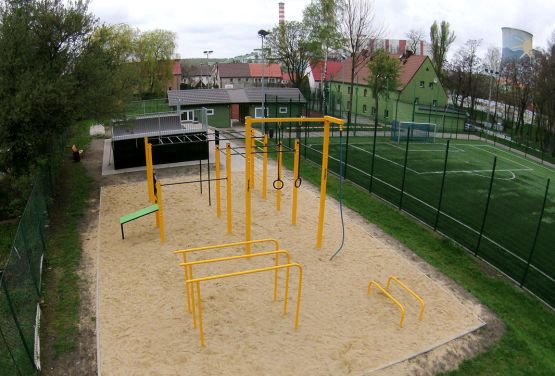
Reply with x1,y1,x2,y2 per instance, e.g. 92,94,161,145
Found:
278,149,555,374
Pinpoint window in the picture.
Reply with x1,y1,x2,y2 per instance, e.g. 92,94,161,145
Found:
419,81,424,88
269,78,276,83
230,78,234,83
371,107,376,115
347,101,351,108
384,109,389,118
347,86,351,94
255,107,268,118
429,82,434,89
279,107,288,114
181,110,194,121
205,108,214,116
432,100,438,107
238,78,241,82
363,104,367,113
245,78,249,82
415,97,419,104
363,89,367,97
337,85,341,92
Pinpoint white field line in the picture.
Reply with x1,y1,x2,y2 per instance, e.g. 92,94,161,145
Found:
349,144,420,174
418,168,530,175
470,144,533,170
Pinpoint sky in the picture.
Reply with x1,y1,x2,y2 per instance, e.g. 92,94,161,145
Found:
89,0,555,60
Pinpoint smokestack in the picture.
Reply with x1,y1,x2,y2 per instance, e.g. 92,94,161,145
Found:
279,2,284,25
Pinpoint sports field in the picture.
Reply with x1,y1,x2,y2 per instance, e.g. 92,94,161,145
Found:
298,135,555,307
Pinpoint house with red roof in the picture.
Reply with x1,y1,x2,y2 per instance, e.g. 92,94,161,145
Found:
168,59,182,91
305,60,343,92
216,63,283,89
326,53,464,129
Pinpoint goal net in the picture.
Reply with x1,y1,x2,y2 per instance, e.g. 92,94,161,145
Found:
391,121,437,143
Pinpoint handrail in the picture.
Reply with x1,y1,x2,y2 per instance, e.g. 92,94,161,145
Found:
180,250,291,322
247,116,344,125
173,239,280,314
367,280,406,328
386,276,425,321
186,262,303,347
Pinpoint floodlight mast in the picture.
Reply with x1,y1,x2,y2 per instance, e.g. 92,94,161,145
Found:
258,29,270,119
203,50,213,89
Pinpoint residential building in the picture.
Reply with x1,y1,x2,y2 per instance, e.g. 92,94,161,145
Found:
305,60,343,92
215,63,283,89
168,59,182,91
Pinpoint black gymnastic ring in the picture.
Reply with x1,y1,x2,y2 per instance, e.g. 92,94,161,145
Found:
294,177,302,188
273,179,284,190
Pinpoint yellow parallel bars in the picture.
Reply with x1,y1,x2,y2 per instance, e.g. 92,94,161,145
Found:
173,238,280,313
262,134,268,199
368,280,406,328
292,139,300,225
186,262,303,347
180,250,291,324
215,145,222,218
386,276,425,321
276,141,282,211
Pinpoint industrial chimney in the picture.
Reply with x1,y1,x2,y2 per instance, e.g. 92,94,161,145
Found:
279,2,284,25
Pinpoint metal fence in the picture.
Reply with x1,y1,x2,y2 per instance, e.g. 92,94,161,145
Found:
0,165,56,374
271,122,555,309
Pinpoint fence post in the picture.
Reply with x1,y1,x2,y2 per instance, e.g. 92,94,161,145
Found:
476,156,497,256
434,140,451,230
398,127,411,210
520,178,550,287
368,119,379,193
1,282,36,370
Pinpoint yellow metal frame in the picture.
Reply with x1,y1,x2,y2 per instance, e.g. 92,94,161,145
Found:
292,139,300,225
387,276,425,321
186,262,303,347
276,141,282,211
367,280,406,328
215,145,222,218
244,116,344,250
180,250,291,321
226,143,232,234
263,134,268,199
173,238,280,310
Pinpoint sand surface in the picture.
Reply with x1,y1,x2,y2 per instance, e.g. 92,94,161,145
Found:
97,165,484,375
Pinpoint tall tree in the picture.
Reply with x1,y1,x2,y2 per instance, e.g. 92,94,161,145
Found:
134,29,176,97
267,21,316,89
366,49,401,128
406,29,425,54
430,20,456,80
303,0,343,112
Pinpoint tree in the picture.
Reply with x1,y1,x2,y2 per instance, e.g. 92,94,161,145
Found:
430,20,456,80
134,29,176,97
266,21,316,88
303,0,343,112
447,40,482,120
406,29,425,54
366,49,401,128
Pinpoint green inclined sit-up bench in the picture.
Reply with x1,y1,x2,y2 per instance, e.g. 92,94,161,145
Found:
119,204,159,239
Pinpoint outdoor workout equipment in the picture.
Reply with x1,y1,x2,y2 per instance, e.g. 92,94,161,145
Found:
185,262,303,347
173,238,281,314
119,178,165,242
244,116,344,253
367,277,425,327
329,125,345,261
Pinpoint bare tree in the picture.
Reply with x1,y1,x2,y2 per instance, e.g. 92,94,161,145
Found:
406,29,425,54
338,0,382,174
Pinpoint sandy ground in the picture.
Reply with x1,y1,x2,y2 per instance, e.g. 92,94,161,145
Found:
97,162,485,375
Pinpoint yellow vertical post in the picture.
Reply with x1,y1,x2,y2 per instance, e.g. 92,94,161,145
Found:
148,143,155,204
196,282,205,347
316,118,331,248
226,143,232,234
292,139,300,225
276,141,282,211
245,117,252,254
215,145,221,218
250,128,255,189
156,180,165,242
262,134,268,199
144,137,153,202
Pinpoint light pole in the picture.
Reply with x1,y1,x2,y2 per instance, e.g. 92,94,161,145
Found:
258,29,270,118
485,67,499,124
203,50,213,89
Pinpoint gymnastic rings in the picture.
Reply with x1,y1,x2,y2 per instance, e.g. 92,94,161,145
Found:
294,177,302,188
273,179,284,190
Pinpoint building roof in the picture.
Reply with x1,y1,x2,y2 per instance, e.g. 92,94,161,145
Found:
112,113,205,141
334,54,428,90
217,63,282,78
310,61,343,81
167,88,306,106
